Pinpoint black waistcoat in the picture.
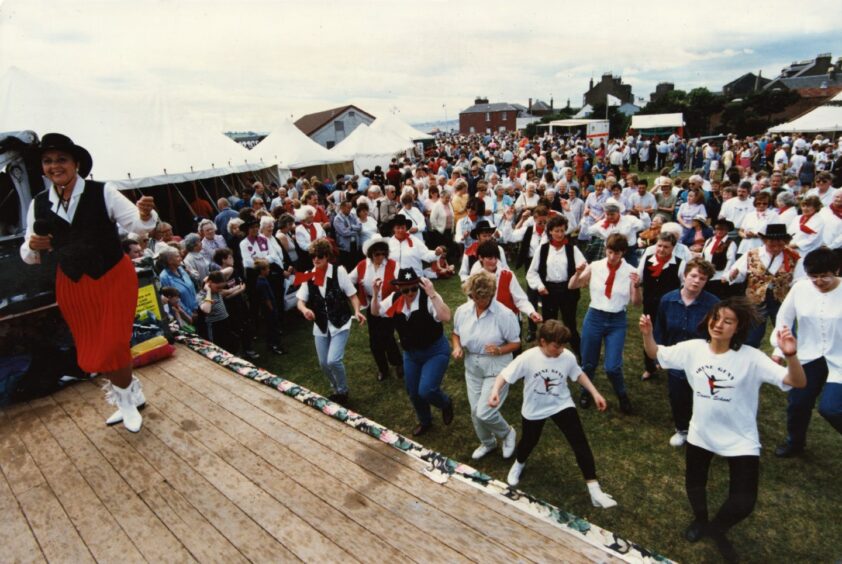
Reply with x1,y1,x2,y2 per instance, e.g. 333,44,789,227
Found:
307,264,351,333
642,257,683,312
515,225,534,269
33,181,123,282
393,292,442,351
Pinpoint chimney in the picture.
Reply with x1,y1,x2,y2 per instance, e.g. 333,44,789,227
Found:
474,96,489,105
528,98,532,111
550,97,554,110
754,71,761,92
589,77,594,90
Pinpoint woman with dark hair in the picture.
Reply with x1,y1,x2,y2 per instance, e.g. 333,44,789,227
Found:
569,233,641,414
637,232,685,381
790,195,824,256
296,238,366,405
771,247,842,457
22,133,157,432
702,219,737,299
371,267,453,437
348,235,402,381
640,298,805,562
737,191,776,256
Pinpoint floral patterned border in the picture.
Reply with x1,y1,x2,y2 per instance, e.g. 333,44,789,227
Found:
174,333,672,563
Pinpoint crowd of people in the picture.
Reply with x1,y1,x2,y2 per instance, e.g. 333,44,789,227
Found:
25,128,842,563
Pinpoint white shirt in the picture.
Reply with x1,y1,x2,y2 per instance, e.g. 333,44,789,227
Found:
819,207,842,249
719,197,754,228
239,235,283,269
514,192,540,211
294,222,327,252
21,177,158,264
459,244,508,281
629,192,657,213
295,264,357,337
657,340,790,457
730,247,805,284
702,236,736,280
388,235,437,274
501,218,547,257
587,214,650,245
586,259,636,313
347,258,394,305
377,290,440,321
468,265,536,316
790,213,825,255
453,300,520,355
806,186,837,208
526,243,587,291
398,206,427,233
771,278,842,384
738,210,778,254
500,347,581,419
359,217,379,248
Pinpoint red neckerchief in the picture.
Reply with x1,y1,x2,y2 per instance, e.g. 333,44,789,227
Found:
648,254,672,278
294,265,327,287
709,235,725,254
386,294,406,317
535,225,545,237
831,205,842,220
305,222,317,241
602,216,619,229
604,260,621,299
465,242,479,256
550,238,567,250
468,211,478,222
778,205,791,215
799,214,817,235
395,232,413,247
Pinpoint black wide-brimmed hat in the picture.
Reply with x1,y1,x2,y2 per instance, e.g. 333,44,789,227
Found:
392,267,421,286
39,133,93,177
388,215,413,230
470,220,496,240
713,218,735,231
759,223,792,241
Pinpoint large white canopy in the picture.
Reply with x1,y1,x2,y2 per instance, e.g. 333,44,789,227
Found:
250,119,352,169
767,105,842,133
331,123,414,174
0,67,269,189
538,119,604,128
369,113,434,142
631,113,685,130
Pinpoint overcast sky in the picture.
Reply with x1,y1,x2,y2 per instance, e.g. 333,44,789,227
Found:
2,0,842,130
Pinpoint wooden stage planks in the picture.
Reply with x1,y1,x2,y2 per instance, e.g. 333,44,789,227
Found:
0,347,623,563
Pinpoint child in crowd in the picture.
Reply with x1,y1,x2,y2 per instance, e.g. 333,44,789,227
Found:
254,259,285,355
198,271,235,352
212,248,258,360
160,286,194,333
488,320,617,508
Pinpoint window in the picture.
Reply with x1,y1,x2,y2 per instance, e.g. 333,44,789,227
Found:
334,120,345,132
326,141,335,149
348,111,356,118
469,126,476,133
501,112,507,120
485,112,491,122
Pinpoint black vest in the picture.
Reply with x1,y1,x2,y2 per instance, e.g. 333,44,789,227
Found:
642,256,683,313
515,225,534,269
537,242,581,299
393,292,443,351
710,239,732,271
33,181,123,282
307,264,352,333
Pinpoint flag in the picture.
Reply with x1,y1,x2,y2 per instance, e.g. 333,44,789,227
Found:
606,94,622,107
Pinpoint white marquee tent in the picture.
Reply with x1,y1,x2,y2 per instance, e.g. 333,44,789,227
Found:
250,119,353,171
768,92,842,134
0,67,270,190
630,113,685,130
332,123,415,175
369,114,434,143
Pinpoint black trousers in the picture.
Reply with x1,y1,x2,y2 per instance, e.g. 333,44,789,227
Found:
526,286,540,333
516,407,597,480
366,309,402,374
685,443,759,532
541,283,581,356
206,317,236,353
224,295,254,353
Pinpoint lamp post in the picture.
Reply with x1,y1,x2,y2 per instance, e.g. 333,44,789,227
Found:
442,104,448,130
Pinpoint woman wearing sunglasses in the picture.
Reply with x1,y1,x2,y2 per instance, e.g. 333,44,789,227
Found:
371,267,454,436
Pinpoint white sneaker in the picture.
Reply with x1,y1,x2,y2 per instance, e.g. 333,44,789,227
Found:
669,431,688,448
501,426,517,459
471,443,496,460
590,488,618,508
507,460,525,486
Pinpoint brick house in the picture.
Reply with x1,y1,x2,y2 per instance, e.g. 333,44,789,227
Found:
583,73,633,107
459,98,522,134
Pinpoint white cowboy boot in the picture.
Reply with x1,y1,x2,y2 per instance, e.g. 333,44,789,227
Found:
105,375,146,425
103,377,144,432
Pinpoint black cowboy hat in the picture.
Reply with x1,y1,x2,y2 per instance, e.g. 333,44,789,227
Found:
470,220,496,240
392,267,421,286
713,218,735,231
39,133,93,177
759,223,792,241
239,217,260,233
388,215,413,230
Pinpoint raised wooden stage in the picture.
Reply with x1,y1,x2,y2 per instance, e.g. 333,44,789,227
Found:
0,346,626,563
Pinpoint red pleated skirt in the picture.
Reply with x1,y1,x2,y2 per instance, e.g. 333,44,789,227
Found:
55,254,138,373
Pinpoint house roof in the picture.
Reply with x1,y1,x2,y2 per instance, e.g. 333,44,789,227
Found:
765,75,842,91
460,102,521,114
723,72,771,89
531,99,552,111
294,105,376,136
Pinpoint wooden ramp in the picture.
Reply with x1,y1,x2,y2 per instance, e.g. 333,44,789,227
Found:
0,347,626,563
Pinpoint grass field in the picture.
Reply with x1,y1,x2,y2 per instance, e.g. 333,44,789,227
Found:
250,267,840,563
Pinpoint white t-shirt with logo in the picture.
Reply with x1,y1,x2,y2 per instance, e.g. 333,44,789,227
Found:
500,347,581,420
657,340,790,457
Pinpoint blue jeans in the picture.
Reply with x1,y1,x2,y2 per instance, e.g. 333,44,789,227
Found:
404,335,451,426
580,308,628,398
786,358,842,445
314,329,350,395
746,290,781,348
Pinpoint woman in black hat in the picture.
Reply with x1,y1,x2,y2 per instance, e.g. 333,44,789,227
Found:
21,133,158,432
702,219,737,299
728,223,803,348
371,268,454,436
458,220,508,281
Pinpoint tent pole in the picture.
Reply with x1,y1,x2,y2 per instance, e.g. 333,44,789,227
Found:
218,175,236,197
172,183,197,218
197,178,220,213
